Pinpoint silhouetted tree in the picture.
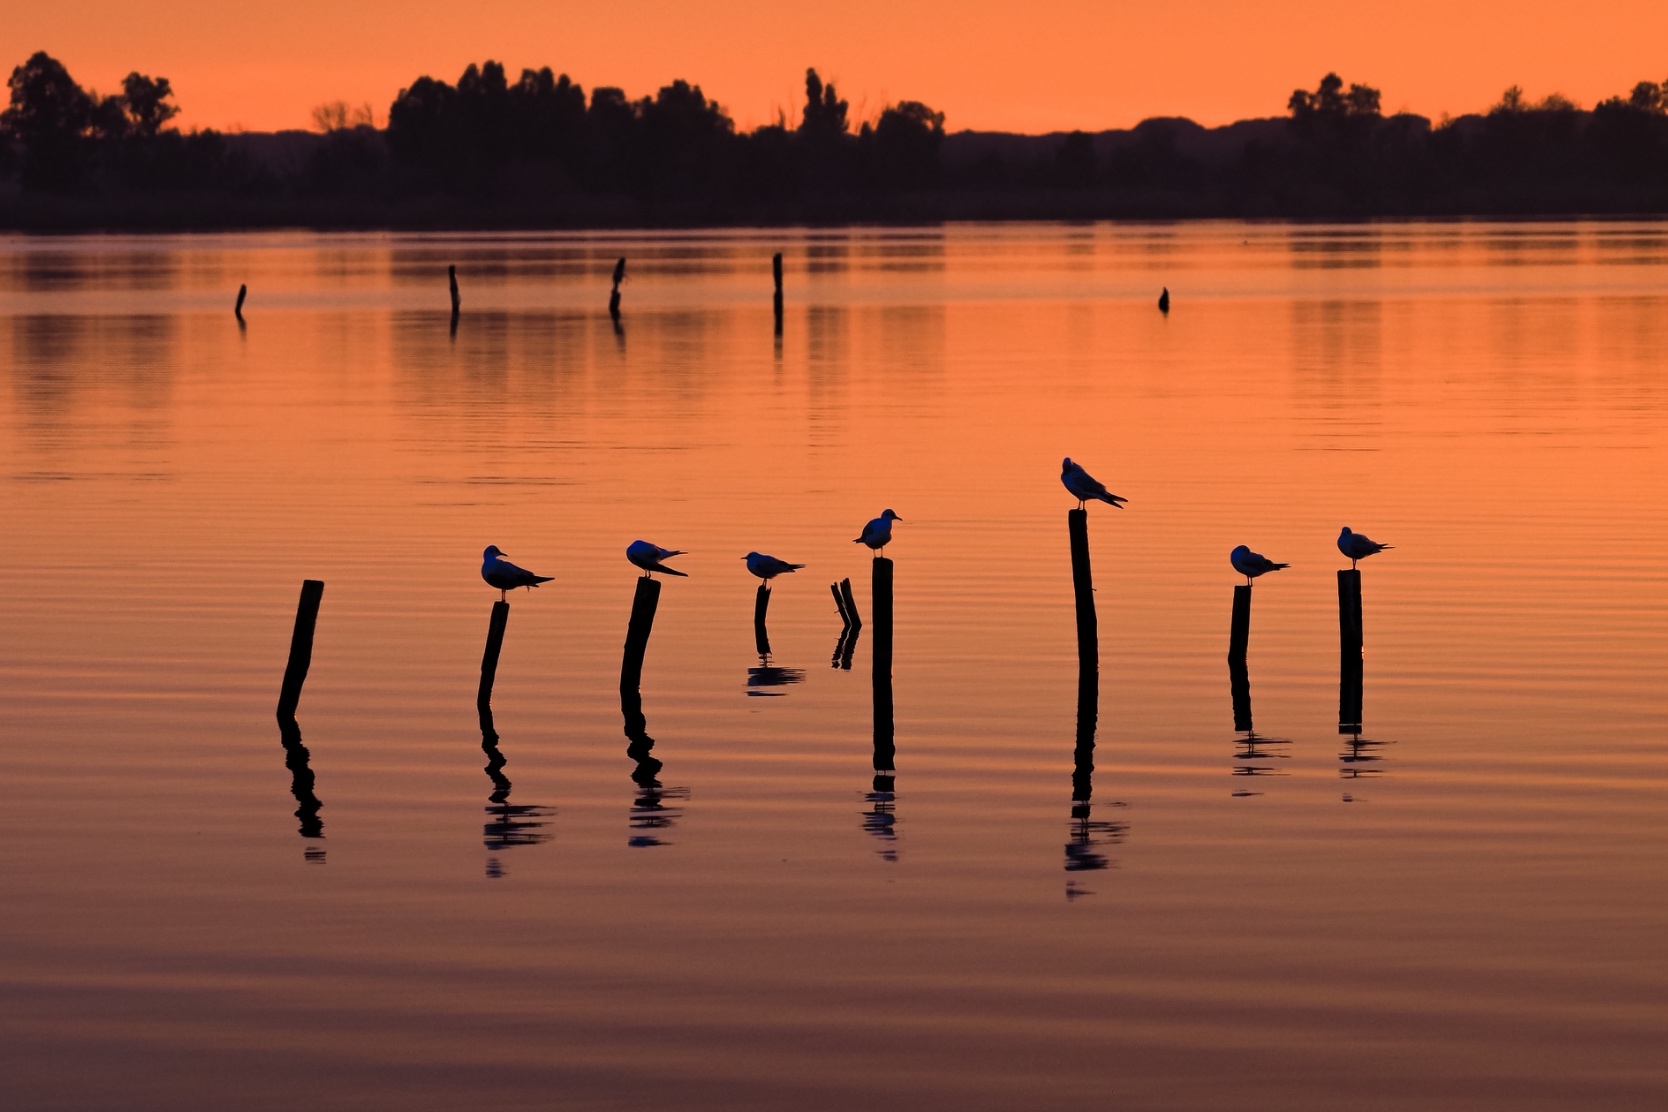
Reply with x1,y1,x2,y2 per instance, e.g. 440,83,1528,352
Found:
2,51,95,190
1056,130,1097,187
121,73,180,137
799,69,849,142
866,100,945,191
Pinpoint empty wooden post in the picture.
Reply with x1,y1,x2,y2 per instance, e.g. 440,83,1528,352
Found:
234,284,247,321
830,582,849,624
621,576,662,694
754,583,772,657
609,256,626,321
448,265,461,314
839,577,862,630
1229,584,1252,662
276,579,325,720
1068,509,1098,669
773,252,784,334
477,600,510,710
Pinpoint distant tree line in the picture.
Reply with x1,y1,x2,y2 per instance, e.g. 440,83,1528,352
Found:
3,52,1667,227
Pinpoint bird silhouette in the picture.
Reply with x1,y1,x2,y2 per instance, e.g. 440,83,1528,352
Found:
481,546,553,601
1061,458,1128,510
627,540,688,577
743,552,805,580
1230,545,1289,584
853,510,903,553
1337,527,1393,570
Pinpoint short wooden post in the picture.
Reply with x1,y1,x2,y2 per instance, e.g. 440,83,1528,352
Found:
839,577,862,630
276,580,325,720
477,600,510,711
830,582,849,624
773,252,784,335
872,556,895,768
1229,584,1252,662
234,284,247,320
448,264,461,313
1229,656,1253,733
620,576,662,694
1339,654,1364,733
610,257,626,321
1068,509,1098,669
754,583,772,657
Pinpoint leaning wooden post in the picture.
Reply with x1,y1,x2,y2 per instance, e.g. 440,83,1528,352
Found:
753,583,772,657
1229,584,1252,662
234,284,247,321
477,600,510,711
1068,509,1098,670
772,252,784,335
839,577,862,630
830,582,849,625
276,580,325,720
620,576,662,694
872,557,895,770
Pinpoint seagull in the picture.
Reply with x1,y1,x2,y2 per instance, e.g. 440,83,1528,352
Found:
743,552,805,581
480,545,553,601
1230,545,1289,585
627,540,688,578
1061,458,1128,510
853,509,902,554
1337,527,1393,570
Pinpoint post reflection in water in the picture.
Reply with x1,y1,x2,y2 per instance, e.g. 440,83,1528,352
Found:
621,685,688,847
275,715,325,860
1228,655,1290,797
749,591,805,695
1338,649,1391,800
1064,665,1127,899
864,558,898,860
477,703,552,879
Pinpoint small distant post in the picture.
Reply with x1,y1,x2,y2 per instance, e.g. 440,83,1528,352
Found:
277,580,325,720
448,265,461,316
754,583,772,657
234,284,247,322
1229,584,1252,662
772,252,784,335
477,600,510,710
1068,509,1098,670
609,257,626,322
621,576,662,694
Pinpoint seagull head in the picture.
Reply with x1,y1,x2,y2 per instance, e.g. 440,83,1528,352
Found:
1339,527,1353,539
483,545,504,559
742,552,760,560
881,509,901,522
1062,457,1073,472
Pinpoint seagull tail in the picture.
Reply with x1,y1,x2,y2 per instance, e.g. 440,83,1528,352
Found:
788,563,806,570
1271,563,1290,571
1099,493,1127,507
655,565,689,577
531,575,554,585
1380,545,1395,550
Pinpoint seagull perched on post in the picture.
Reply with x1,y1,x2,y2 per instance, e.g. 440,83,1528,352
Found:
1230,545,1289,585
853,509,902,554
1337,527,1393,570
743,552,805,581
1061,458,1128,510
480,546,553,601
627,540,688,578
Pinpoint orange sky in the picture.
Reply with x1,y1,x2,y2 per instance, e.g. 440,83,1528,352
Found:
7,1,1668,135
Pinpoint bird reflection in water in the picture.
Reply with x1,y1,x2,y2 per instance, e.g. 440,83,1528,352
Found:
276,714,325,859
747,658,806,695
1065,666,1127,899
1228,656,1289,797
622,688,687,847
478,704,552,878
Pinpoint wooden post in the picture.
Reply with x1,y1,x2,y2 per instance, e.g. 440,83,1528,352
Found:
610,257,626,321
1229,584,1252,662
872,557,895,770
276,580,325,720
1068,509,1098,669
1071,662,1097,808
1339,654,1364,733
477,600,510,711
754,583,772,657
1230,656,1253,734
620,576,662,694
448,265,461,314
830,582,849,625
773,252,784,335
1338,569,1362,658
839,577,862,630
234,284,247,321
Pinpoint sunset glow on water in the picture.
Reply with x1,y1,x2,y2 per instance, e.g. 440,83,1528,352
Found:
1,224,1665,1110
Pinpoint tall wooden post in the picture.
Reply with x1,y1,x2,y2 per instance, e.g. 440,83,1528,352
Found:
1068,509,1098,669
1229,584,1252,662
277,580,325,720
621,576,662,694
773,252,784,335
872,556,895,772
477,600,510,710
754,583,772,657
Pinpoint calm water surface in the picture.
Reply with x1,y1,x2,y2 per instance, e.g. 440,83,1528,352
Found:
1,224,1664,1110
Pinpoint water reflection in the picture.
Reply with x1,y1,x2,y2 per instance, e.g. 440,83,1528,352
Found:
275,715,325,855
1338,652,1391,800
865,564,897,860
747,658,805,695
1228,656,1289,797
1065,666,1127,898
622,686,688,847
477,703,553,878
